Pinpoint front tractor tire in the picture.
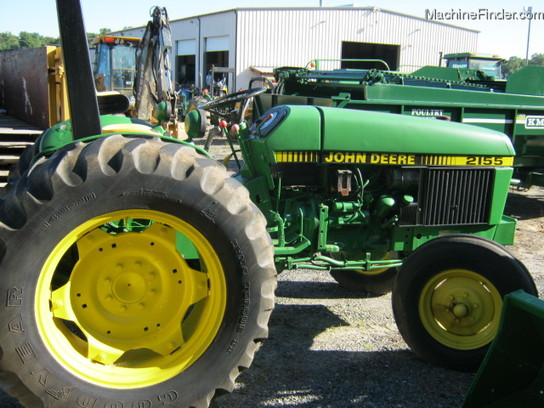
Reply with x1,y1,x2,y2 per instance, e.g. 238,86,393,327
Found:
392,234,537,371
330,252,398,295
330,267,398,295
0,134,276,408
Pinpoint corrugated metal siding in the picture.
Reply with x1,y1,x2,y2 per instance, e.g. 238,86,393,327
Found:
171,12,237,89
111,8,477,91
236,8,477,87
112,13,237,90
113,27,146,38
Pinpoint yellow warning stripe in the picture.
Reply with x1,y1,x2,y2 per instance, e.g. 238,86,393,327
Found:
420,155,514,166
274,151,514,167
275,151,320,163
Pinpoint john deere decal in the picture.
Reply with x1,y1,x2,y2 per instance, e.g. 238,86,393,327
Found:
274,151,514,167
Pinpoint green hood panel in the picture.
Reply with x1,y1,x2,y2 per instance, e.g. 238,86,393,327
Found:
317,106,515,156
260,105,323,152
260,105,514,157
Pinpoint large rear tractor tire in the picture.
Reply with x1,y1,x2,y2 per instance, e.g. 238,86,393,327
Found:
3,135,41,192
392,234,537,371
0,134,276,408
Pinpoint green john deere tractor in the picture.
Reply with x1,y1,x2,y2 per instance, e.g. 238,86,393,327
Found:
0,1,538,407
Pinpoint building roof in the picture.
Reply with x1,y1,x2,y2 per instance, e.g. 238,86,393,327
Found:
113,7,479,35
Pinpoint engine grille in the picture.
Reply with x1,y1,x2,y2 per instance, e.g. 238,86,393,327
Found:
406,168,494,226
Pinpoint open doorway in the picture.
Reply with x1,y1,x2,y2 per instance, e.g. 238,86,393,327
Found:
341,41,400,70
176,54,196,87
204,50,229,93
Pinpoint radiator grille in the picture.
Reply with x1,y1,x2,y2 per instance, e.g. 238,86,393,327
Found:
417,168,494,226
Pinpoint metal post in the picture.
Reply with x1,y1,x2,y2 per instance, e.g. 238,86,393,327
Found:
525,6,533,66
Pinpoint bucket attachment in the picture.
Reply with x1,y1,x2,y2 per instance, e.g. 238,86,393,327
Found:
463,290,544,408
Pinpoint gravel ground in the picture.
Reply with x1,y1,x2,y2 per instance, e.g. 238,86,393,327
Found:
209,185,544,408
0,136,542,408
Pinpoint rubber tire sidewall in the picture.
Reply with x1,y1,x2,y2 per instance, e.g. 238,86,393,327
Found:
392,234,537,371
0,139,274,407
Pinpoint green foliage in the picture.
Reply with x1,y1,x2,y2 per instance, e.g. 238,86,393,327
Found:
42,36,60,47
18,32,46,49
529,53,544,66
502,56,525,77
86,32,96,47
0,28,110,51
0,32,19,51
0,31,59,51
86,28,112,46
503,54,544,77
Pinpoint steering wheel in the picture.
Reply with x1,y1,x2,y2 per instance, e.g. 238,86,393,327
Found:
197,86,267,122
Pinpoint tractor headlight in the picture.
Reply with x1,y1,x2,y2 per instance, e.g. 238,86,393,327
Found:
184,109,208,139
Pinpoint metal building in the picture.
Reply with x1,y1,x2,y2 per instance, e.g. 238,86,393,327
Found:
112,7,478,92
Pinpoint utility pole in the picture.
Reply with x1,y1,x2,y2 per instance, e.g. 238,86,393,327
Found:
524,6,533,65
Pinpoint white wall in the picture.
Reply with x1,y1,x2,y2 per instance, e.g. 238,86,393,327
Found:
170,11,237,90
235,8,477,88
111,8,478,91
111,12,237,90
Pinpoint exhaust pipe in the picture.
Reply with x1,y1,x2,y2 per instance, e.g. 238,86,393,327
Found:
56,0,102,139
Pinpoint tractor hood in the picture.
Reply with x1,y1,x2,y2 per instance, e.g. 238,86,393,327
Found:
257,105,515,157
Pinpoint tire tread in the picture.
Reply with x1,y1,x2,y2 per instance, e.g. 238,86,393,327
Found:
0,134,276,407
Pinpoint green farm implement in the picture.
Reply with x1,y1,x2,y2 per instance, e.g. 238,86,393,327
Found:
261,57,544,187
0,1,538,407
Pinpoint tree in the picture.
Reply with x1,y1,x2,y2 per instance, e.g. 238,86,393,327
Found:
43,36,60,47
0,32,19,51
18,31,44,49
86,28,111,46
0,31,60,51
529,53,544,66
502,56,524,77
503,53,544,77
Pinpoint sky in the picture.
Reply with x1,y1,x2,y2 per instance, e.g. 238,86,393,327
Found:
0,0,542,59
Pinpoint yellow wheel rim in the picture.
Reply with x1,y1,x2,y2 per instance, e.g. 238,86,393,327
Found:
35,210,227,388
419,269,502,350
354,251,393,276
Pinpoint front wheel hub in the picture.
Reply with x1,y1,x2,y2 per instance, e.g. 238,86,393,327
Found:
419,269,502,350
452,302,470,318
